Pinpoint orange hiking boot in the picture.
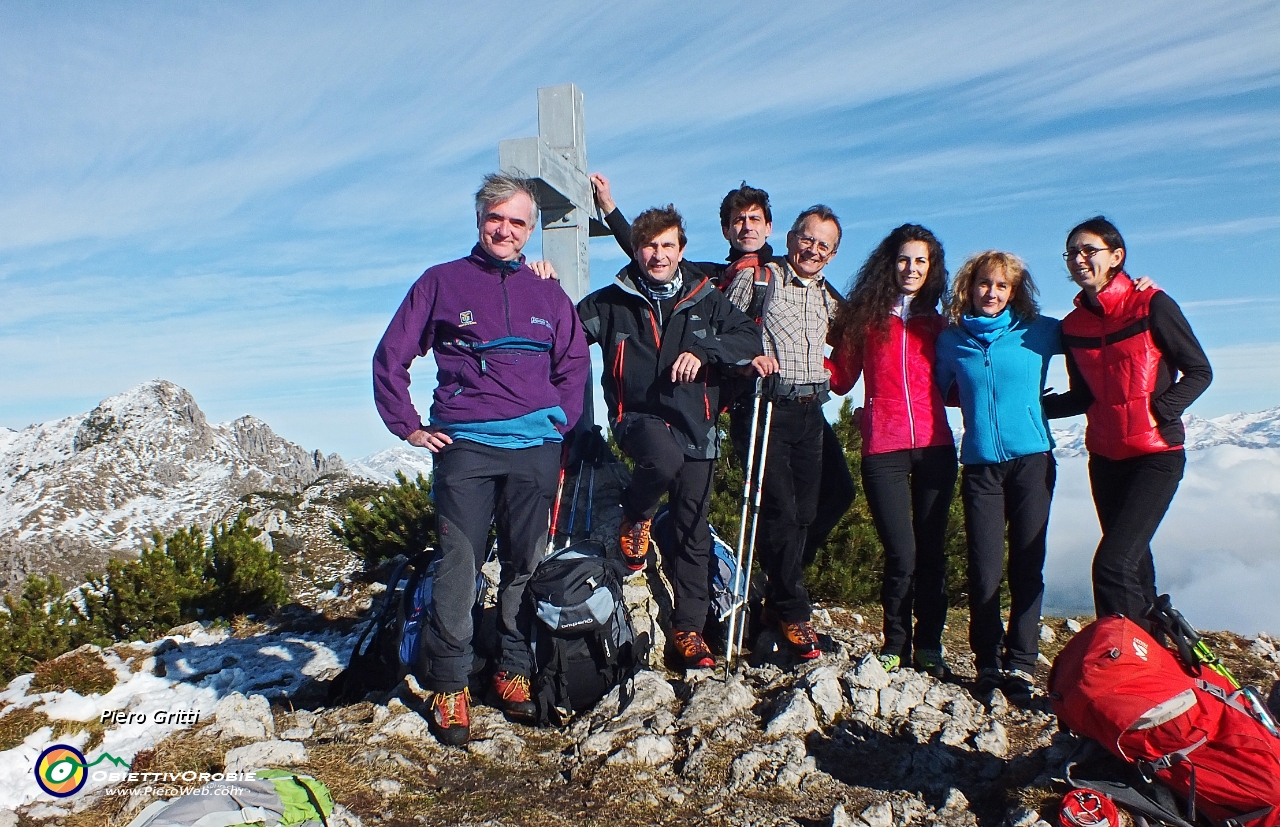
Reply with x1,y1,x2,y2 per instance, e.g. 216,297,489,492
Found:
428,687,471,746
780,620,822,660
618,518,652,571
672,630,715,669
492,671,537,723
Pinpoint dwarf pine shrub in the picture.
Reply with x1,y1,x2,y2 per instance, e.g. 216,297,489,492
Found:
0,512,289,683
330,471,436,565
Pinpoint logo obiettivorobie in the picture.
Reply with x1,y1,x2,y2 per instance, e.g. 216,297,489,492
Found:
34,744,128,798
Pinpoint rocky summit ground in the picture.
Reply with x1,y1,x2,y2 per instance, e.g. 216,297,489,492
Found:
2,563,1277,827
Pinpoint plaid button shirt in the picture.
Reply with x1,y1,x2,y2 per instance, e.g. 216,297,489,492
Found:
726,260,837,385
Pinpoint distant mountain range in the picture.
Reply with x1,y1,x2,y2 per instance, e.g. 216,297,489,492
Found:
1050,407,1280,457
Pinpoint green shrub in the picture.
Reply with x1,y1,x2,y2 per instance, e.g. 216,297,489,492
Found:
0,513,289,684
0,575,110,683
331,472,436,565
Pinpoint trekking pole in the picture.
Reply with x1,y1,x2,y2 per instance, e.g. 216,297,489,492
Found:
1148,594,1238,686
549,441,570,546
563,459,586,549
725,382,763,672
734,397,775,662
1147,595,1280,739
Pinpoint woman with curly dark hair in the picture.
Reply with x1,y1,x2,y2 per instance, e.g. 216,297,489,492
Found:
828,224,956,677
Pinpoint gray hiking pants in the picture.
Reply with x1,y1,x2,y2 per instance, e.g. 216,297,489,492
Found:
419,439,560,693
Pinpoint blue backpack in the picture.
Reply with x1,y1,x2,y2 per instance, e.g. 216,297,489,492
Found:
331,552,486,702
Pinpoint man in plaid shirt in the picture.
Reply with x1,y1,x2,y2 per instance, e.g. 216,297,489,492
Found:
725,205,844,662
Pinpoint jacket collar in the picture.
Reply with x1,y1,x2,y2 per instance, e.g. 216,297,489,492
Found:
614,264,711,309
467,244,527,276
726,242,778,265
1074,271,1133,316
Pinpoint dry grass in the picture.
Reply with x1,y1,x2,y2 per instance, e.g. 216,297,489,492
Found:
31,646,117,695
0,705,52,751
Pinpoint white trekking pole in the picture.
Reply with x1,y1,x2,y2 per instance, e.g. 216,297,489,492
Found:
724,384,762,671
733,397,774,663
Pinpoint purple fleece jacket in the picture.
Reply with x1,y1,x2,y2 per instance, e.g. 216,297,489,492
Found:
373,245,590,440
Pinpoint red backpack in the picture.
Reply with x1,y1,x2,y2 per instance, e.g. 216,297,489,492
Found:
1049,616,1280,827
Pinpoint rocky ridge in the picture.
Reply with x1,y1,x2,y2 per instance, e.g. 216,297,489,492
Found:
1049,405,1280,457
0,380,346,590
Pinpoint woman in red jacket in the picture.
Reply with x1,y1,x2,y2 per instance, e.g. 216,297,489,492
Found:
829,224,956,676
1044,216,1211,632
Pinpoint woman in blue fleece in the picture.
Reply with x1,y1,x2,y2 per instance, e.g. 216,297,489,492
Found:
934,251,1061,703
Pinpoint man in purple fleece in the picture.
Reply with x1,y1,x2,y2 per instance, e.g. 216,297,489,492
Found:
373,173,590,744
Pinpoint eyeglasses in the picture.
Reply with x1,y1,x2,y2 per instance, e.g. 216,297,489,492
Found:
1063,246,1110,261
794,234,836,256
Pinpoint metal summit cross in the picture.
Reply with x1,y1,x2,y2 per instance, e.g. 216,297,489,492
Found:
499,83,610,304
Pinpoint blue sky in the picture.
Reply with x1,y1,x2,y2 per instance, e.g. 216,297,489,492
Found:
2,2,1278,458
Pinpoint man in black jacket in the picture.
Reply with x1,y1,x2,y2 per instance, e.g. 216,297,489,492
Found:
590,175,855,568
577,205,762,669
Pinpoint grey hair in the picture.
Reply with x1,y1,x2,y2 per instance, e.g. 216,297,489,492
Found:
475,173,539,224
790,204,842,248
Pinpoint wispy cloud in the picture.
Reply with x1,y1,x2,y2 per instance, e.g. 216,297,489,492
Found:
1,1,1277,457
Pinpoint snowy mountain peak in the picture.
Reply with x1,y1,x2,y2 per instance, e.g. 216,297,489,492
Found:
0,381,347,590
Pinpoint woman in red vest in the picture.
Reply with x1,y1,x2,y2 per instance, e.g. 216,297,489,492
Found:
829,224,956,677
1044,216,1211,632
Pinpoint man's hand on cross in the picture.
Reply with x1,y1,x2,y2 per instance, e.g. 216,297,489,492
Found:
529,260,560,280
590,173,616,214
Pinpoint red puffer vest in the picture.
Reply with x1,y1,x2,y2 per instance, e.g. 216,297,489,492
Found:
830,314,953,456
1061,273,1176,460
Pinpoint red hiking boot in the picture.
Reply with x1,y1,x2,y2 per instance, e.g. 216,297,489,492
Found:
672,630,715,669
618,518,652,571
428,688,471,746
780,620,822,660
492,671,537,723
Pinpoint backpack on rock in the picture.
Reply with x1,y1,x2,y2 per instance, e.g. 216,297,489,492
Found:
525,540,649,725
1049,614,1280,827
125,769,334,827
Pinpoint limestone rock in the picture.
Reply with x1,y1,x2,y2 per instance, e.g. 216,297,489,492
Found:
861,800,893,827
224,739,307,773
765,689,819,738
1040,624,1056,643
467,731,526,763
677,673,757,730
843,654,892,691
379,711,433,742
607,734,675,767
207,692,275,741
806,665,847,724
1065,618,1083,633
974,720,1009,757
831,803,856,827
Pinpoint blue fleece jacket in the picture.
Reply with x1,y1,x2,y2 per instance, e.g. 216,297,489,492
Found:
934,311,1063,465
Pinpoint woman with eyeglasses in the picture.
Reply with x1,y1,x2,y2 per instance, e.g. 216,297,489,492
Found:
933,251,1061,702
1044,216,1211,634
828,224,956,678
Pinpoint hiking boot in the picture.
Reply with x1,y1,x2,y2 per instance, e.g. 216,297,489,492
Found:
1003,669,1035,705
618,518,652,571
913,649,950,680
672,630,715,669
974,667,1004,697
878,653,901,673
779,620,822,661
492,671,537,723
428,688,471,746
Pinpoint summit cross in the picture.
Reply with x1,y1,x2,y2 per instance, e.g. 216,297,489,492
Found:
499,83,610,304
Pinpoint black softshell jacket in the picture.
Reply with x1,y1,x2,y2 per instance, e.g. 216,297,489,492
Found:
578,265,763,458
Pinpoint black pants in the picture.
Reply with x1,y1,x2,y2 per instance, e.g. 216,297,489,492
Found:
962,452,1056,673
1089,450,1186,632
424,439,560,692
803,419,857,566
616,414,715,632
731,398,824,622
862,444,958,660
